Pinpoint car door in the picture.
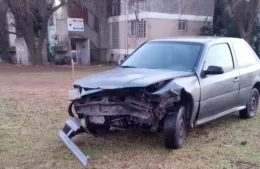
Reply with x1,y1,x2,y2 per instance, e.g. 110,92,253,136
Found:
197,43,240,124
231,40,260,107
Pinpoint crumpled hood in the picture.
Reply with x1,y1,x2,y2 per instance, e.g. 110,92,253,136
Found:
74,67,192,89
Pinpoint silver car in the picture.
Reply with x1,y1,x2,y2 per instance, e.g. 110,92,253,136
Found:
59,37,260,167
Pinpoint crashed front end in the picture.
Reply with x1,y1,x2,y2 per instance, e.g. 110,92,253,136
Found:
58,82,182,168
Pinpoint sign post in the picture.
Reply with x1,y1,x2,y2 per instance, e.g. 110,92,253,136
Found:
67,18,84,81
71,56,75,81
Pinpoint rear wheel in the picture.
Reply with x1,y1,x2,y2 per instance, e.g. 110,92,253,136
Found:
239,88,259,119
163,106,187,149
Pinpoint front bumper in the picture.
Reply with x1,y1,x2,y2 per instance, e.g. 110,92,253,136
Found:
58,117,89,168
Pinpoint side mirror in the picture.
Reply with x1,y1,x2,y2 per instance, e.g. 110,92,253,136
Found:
118,59,124,65
203,65,224,76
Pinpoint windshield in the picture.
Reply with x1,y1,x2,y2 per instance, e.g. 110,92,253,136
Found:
121,41,203,72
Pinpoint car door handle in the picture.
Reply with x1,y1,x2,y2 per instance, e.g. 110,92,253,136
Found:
234,77,240,83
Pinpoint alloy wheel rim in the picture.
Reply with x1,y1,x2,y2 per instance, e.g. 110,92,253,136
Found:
250,95,256,110
249,92,258,115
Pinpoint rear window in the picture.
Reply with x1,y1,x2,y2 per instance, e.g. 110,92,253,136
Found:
232,41,259,68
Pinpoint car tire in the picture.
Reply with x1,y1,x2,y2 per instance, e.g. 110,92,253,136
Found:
239,88,259,119
163,106,187,149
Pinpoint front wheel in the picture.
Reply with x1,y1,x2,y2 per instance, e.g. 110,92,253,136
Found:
163,106,187,149
239,88,259,119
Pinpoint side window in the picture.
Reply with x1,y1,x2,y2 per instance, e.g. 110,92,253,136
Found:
204,43,234,72
232,41,258,68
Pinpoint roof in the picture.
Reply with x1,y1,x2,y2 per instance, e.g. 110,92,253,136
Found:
150,36,243,44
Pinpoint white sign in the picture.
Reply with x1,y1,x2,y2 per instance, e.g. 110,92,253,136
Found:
67,18,84,32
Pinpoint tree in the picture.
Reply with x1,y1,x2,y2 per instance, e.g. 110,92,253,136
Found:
213,0,240,37
200,20,213,36
252,19,260,56
227,0,260,43
0,3,12,63
2,0,66,65
213,0,227,35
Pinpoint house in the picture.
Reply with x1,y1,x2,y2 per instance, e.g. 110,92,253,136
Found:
51,0,216,64
108,0,215,61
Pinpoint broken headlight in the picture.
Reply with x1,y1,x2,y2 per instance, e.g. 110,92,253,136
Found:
68,85,81,101
73,85,83,94
145,81,169,93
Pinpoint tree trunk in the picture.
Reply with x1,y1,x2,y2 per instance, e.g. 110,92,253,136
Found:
24,36,37,65
243,33,251,44
239,28,252,44
0,34,12,63
0,49,12,63
35,38,44,65
24,35,45,65
36,20,49,65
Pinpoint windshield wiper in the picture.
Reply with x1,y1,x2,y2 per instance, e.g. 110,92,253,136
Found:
120,65,137,68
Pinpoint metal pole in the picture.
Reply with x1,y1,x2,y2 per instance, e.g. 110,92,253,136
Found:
69,38,75,81
71,57,75,81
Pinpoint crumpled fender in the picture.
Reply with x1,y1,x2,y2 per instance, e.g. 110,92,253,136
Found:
152,81,183,98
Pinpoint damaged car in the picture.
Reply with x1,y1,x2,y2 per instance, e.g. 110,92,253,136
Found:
58,37,260,167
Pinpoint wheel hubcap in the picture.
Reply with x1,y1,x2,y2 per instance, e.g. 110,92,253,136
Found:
249,95,257,111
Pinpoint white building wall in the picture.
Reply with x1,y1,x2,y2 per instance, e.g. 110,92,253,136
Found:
7,12,16,47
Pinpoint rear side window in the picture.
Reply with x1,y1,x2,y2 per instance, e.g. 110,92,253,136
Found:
232,41,258,68
204,43,234,72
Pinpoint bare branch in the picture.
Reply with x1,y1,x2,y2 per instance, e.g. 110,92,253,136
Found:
227,0,260,42
49,1,67,16
5,30,20,35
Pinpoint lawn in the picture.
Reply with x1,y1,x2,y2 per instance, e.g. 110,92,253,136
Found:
0,65,260,169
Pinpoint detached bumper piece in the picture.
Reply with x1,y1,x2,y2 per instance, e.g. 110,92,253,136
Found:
58,117,89,168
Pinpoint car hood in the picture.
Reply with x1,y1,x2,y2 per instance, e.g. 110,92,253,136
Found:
74,67,192,89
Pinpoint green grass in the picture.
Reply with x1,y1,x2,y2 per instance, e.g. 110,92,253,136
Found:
0,66,260,169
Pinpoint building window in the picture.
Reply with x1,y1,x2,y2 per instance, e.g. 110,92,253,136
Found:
129,19,146,38
129,21,137,36
138,19,146,37
108,0,121,16
178,20,187,31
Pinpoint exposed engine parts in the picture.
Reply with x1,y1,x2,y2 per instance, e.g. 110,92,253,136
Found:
72,87,181,132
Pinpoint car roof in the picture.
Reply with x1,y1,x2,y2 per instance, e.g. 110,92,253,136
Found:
149,36,243,44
